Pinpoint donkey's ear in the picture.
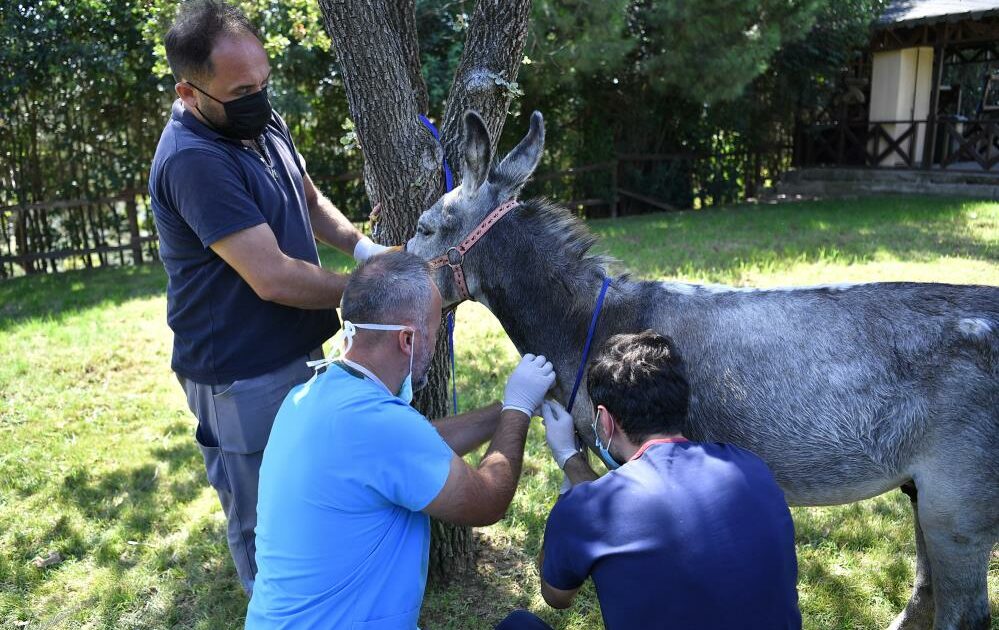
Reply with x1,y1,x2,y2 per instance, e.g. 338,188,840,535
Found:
461,111,492,197
492,111,544,197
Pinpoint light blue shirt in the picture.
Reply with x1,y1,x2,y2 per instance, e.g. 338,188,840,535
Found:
247,362,454,629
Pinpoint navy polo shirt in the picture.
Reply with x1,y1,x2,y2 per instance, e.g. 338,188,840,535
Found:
543,441,801,630
149,100,339,385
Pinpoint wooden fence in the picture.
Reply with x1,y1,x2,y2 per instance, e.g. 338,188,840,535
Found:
0,148,791,279
0,190,159,279
528,149,793,216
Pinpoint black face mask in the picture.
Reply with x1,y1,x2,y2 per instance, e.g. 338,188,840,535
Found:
187,81,272,140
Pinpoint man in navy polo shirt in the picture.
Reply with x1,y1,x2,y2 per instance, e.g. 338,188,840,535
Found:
499,331,801,629
149,0,386,594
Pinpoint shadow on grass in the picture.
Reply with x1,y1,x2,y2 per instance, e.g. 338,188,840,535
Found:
50,437,203,563
149,515,248,629
0,264,167,332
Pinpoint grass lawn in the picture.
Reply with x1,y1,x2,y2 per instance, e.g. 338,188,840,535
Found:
1,195,996,629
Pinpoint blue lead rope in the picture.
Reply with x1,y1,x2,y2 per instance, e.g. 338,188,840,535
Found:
446,310,458,414
566,277,613,413
419,114,459,414
418,114,454,193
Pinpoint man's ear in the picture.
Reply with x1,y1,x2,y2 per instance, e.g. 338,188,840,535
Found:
461,111,492,197
492,111,544,197
398,328,414,356
173,81,197,107
598,405,617,438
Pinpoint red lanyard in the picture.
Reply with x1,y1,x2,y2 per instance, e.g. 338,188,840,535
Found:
629,437,690,461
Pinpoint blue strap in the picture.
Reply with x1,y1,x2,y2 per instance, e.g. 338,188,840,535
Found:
421,114,458,414
446,310,458,414
418,114,455,192
567,277,613,413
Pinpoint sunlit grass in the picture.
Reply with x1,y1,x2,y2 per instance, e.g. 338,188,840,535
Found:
1,196,996,628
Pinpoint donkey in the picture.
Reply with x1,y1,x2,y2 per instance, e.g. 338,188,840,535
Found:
406,111,998,629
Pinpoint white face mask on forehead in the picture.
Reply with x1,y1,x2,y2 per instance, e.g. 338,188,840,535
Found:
307,320,416,404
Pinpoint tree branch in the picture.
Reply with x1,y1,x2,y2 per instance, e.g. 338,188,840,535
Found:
440,0,533,172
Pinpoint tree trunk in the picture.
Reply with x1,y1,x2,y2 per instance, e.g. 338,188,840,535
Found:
319,0,532,586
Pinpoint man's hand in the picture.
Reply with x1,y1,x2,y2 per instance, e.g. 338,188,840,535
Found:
502,354,556,417
541,401,580,469
353,236,391,262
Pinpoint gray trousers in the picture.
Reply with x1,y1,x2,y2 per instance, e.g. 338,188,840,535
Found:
178,348,322,594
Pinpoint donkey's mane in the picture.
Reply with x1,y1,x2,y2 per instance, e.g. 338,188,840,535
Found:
514,198,613,292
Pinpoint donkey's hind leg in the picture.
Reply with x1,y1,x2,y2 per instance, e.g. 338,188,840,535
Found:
889,482,935,630
914,469,996,630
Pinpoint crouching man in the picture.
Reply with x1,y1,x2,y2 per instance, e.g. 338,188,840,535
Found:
500,330,801,630
247,251,556,628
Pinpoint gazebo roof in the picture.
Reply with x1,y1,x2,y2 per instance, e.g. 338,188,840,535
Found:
878,0,999,27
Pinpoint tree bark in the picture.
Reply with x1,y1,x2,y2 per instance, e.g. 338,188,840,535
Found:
320,0,442,245
439,0,532,167
319,0,532,586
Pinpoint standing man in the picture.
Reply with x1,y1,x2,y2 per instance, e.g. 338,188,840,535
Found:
149,0,386,594
247,251,556,628
500,331,801,629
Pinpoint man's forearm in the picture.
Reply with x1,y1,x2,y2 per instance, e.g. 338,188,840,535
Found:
309,190,364,254
432,402,501,456
265,256,348,309
211,223,348,310
476,409,532,511
562,452,599,486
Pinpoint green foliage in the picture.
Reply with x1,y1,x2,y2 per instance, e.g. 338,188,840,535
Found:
634,0,825,104
416,0,473,114
1,0,891,226
0,0,168,203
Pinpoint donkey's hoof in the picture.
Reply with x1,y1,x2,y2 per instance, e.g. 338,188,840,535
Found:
888,591,934,630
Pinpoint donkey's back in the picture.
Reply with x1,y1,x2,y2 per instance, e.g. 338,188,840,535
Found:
642,281,999,506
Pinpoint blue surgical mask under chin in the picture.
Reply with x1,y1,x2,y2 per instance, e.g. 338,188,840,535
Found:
592,409,622,470
396,331,416,404
397,372,413,404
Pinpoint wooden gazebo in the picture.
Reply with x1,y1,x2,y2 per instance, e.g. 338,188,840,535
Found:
796,0,999,173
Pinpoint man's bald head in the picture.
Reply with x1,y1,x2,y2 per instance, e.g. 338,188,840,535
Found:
341,251,434,330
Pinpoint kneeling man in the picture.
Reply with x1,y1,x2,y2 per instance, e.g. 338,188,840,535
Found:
505,330,801,630
247,251,555,628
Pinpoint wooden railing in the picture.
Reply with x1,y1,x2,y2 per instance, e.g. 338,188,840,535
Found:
527,148,793,217
0,190,158,278
939,119,999,170
1,147,794,279
794,118,999,171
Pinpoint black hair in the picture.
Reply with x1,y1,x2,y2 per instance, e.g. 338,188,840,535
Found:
164,0,260,82
341,251,432,327
586,330,690,442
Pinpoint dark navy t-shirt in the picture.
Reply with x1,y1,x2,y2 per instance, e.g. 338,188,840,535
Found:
543,441,801,630
149,100,339,385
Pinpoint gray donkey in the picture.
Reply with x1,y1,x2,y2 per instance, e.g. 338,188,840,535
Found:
406,111,999,629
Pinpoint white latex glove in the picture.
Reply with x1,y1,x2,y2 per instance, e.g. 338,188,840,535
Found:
502,354,556,417
542,400,581,469
353,236,390,262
